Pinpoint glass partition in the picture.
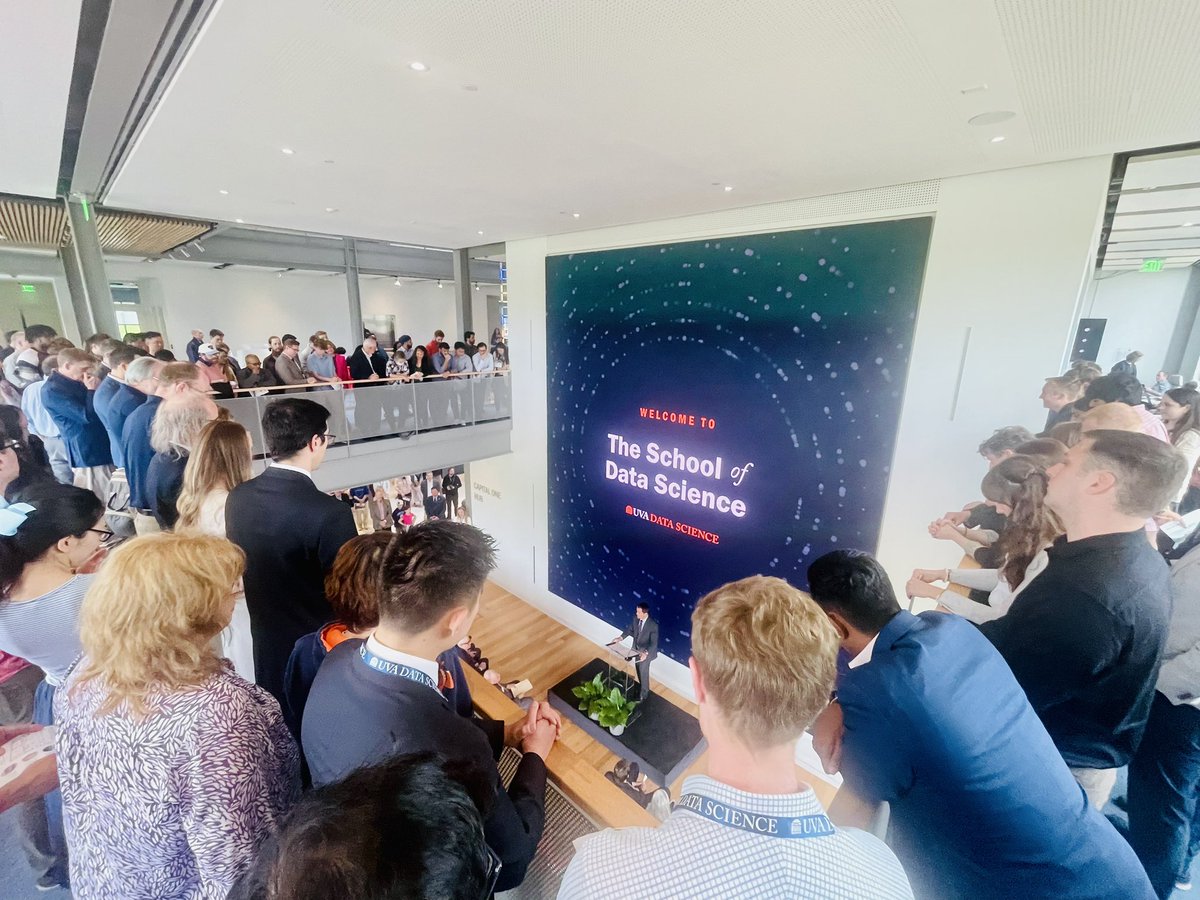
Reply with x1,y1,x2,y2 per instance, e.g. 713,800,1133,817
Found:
217,373,511,458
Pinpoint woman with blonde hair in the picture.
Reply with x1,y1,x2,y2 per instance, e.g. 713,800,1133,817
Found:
56,533,298,900
145,394,218,529
176,418,255,678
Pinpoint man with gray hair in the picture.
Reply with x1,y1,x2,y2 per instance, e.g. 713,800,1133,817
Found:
979,429,1188,808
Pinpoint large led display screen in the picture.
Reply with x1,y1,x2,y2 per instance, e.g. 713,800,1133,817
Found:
547,218,932,663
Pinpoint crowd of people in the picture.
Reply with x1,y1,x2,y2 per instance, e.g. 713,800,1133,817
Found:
0,330,1199,898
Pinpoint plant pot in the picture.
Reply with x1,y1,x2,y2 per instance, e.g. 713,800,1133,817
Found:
609,724,625,736
590,711,601,721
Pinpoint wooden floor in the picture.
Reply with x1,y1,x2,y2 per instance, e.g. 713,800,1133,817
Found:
469,581,837,809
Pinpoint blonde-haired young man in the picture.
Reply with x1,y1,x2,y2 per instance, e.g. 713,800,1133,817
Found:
558,576,912,900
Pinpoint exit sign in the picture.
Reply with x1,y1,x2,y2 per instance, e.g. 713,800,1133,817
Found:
19,284,35,293
1142,259,1165,272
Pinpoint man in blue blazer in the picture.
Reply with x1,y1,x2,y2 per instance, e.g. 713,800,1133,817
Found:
93,344,147,468
807,549,1154,900
40,348,112,498
226,398,357,705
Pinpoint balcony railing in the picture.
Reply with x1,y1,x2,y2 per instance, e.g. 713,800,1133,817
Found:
215,371,513,459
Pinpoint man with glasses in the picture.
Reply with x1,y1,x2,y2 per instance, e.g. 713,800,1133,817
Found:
226,398,357,706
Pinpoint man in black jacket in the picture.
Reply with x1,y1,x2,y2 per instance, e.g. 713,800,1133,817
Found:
347,334,390,437
226,398,358,704
979,430,1186,809
608,603,659,699
303,521,559,892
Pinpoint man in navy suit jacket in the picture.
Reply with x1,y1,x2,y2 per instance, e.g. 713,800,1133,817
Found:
609,603,658,699
40,349,112,496
93,345,147,468
303,520,558,893
807,549,1154,900
226,398,357,705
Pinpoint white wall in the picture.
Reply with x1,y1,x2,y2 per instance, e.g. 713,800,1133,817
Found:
1084,268,1192,374
358,276,458,348
470,157,1110,699
0,248,80,342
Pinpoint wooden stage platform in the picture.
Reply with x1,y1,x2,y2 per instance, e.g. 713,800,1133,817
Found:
464,581,839,829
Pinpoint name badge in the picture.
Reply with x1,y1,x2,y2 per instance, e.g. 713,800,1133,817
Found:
358,645,439,694
675,793,836,839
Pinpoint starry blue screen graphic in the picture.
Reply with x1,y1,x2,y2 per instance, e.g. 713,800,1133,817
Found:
546,218,932,664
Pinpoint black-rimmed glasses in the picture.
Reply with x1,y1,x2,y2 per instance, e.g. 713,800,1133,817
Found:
87,527,115,541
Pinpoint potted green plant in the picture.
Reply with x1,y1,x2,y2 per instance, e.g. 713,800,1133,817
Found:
597,688,638,736
571,673,606,719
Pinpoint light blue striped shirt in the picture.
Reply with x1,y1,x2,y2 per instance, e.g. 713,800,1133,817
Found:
558,774,912,900
21,380,59,439
0,574,94,685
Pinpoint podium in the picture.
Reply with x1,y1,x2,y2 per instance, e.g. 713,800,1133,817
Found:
604,643,641,700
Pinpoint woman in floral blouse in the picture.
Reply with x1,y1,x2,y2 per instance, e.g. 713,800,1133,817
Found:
55,532,299,899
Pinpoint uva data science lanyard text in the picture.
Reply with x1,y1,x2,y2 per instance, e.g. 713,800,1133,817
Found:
675,793,836,839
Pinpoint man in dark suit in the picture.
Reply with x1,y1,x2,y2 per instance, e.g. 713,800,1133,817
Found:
226,397,357,705
608,603,658,699
303,521,559,893
423,484,447,520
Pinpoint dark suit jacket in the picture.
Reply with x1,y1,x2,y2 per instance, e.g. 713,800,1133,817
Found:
226,466,358,703
40,371,113,468
303,640,546,892
424,493,448,520
94,380,146,468
620,616,659,660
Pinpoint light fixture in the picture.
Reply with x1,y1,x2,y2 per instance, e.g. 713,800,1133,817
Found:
277,270,285,278
477,230,484,235
409,61,428,72
179,248,190,258
1186,222,1196,227
572,212,581,218
723,185,734,192
235,218,244,224
968,110,1016,127
437,279,443,288
990,135,1006,143
218,189,229,195
192,241,204,253
473,282,479,291
281,147,295,155
394,276,403,286
325,207,337,213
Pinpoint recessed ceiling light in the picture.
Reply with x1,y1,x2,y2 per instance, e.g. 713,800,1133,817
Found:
572,212,581,218
990,136,1006,143
218,189,229,195
477,230,484,235
968,110,1016,127
723,185,734,192
437,279,443,288
235,218,244,224
1185,222,1196,227
409,61,428,72
325,207,337,213
394,276,403,286
281,147,295,155
463,84,479,92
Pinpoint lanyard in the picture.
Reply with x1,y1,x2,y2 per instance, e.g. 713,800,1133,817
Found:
358,644,439,695
675,793,836,839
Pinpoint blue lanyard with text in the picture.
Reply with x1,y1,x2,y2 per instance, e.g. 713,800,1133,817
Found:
675,793,836,839
358,644,439,694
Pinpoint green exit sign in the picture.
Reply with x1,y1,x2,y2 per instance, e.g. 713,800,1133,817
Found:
1142,259,1165,272
19,284,35,293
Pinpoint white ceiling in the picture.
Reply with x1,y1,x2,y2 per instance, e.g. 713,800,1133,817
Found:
0,0,81,198
65,0,1200,247
1106,150,1200,271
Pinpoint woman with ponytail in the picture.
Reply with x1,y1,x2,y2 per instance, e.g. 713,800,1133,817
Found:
907,454,1063,623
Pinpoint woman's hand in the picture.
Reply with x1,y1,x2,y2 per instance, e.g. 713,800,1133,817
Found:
905,576,943,601
910,568,948,584
930,522,961,542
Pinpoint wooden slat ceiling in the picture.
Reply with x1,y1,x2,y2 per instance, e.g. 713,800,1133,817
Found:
0,195,211,255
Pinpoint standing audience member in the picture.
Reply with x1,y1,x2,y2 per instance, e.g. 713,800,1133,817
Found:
237,353,276,389
92,344,145,469
1127,523,1200,897
908,455,1061,622
443,466,463,510
262,336,284,380
21,358,73,484
1076,373,1169,441
425,329,446,359
302,521,557,893
227,754,494,900
305,339,340,389
424,483,448,520
145,394,218,529
55,533,298,900
120,362,198,534
40,349,113,499
3,330,28,384
175,418,255,679
13,325,57,388
0,485,105,891
185,329,204,363
977,425,1036,467
226,398,357,705
195,343,234,399
348,335,389,435
1112,350,1144,380
808,550,1154,900
274,339,314,392
1041,376,1083,432
1158,386,1200,507
978,431,1186,808
559,575,912,899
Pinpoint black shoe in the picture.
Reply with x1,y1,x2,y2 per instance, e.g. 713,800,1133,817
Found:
35,874,67,892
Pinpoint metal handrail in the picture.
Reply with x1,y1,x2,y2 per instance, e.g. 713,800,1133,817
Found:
231,368,511,396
